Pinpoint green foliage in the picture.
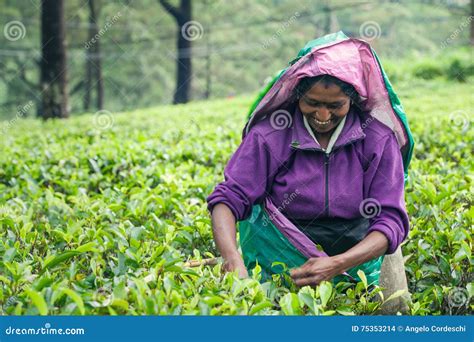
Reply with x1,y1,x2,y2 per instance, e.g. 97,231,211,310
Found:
0,80,472,315
402,80,473,315
412,61,444,80
383,49,474,83
0,1,472,119
446,59,474,82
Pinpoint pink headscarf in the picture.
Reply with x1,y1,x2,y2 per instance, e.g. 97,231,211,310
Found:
245,38,408,149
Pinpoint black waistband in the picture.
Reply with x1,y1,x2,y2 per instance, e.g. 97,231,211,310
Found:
289,216,370,256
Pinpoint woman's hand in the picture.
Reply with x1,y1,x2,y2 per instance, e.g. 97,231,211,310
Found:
290,232,389,287
290,256,345,287
222,255,249,278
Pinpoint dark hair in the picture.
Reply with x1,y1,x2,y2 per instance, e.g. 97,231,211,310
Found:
293,75,363,109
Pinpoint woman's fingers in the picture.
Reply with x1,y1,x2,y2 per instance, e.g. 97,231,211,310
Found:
290,258,335,286
237,264,249,278
294,275,322,287
290,258,316,279
290,265,310,279
222,257,249,278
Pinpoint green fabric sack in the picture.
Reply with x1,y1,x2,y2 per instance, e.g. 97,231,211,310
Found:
239,204,384,286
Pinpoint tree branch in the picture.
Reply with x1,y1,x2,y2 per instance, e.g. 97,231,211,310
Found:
158,0,182,20
13,58,39,90
70,80,84,96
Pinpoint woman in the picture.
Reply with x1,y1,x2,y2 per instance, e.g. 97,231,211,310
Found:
206,32,414,293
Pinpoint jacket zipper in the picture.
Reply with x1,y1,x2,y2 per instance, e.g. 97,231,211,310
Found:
291,136,364,218
321,140,360,217
324,153,330,216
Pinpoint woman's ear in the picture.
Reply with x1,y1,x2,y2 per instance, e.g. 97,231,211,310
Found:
293,91,302,103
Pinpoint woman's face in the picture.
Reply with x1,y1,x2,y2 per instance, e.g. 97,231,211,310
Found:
298,81,351,134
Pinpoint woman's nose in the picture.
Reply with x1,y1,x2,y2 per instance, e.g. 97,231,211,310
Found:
315,107,331,121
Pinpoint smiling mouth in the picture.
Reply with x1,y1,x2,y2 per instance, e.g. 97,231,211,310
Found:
314,119,332,126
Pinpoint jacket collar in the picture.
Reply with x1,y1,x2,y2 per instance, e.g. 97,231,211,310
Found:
303,114,346,154
290,106,366,152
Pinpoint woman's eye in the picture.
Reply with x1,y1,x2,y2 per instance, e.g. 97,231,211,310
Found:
303,98,344,110
304,99,319,107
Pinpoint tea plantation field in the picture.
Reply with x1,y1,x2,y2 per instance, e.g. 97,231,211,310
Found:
0,79,472,315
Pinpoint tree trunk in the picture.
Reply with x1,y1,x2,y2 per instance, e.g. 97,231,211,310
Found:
95,40,104,110
84,0,104,111
90,0,104,109
470,0,474,45
84,54,92,110
204,27,211,99
159,0,192,104
175,21,191,104
40,0,69,119
84,18,93,111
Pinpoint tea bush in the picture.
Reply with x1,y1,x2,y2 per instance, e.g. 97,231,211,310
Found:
383,48,473,83
0,80,472,315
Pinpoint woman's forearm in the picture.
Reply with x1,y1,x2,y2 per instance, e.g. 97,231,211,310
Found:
333,231,389,272
211,203,248,277
210,203,241,260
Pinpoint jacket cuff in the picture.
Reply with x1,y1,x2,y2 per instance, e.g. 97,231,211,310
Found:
366,223,399,254
207,196,241,222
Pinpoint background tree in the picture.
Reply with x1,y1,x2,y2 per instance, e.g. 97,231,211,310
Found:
0,0,471,119
40,0,69,119
159,0,192,104
84,0,104,111
471,0,473,45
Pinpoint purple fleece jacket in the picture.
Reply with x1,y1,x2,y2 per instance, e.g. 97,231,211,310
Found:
206,105,409,254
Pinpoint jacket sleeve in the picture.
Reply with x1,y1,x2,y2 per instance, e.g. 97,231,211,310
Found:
364,132,410,254
206,129,278,222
